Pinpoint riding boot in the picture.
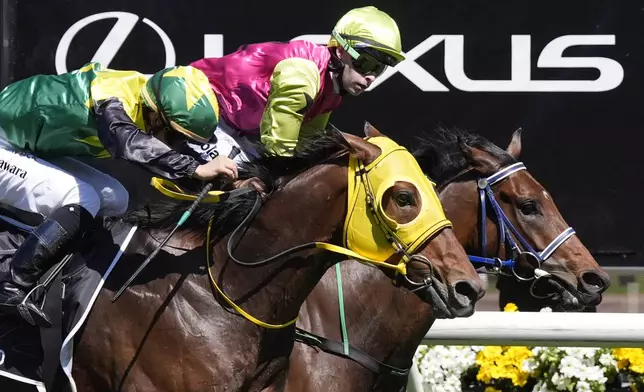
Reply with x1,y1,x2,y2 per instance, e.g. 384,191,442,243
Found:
0,204,94,327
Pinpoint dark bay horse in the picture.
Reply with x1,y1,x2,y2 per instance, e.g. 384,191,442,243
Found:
64,125,484,392
285,127,610,392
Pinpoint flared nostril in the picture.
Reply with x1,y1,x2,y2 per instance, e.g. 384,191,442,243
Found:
580,270,611,293
453,280,483,304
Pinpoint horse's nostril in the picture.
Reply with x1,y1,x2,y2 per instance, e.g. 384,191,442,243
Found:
454,280,483,303
580,270,610,293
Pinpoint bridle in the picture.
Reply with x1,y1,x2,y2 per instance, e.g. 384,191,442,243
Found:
448,162,576,298
294,161,578,378
202,137,452,328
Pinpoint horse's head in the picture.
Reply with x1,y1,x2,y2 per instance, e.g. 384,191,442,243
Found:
339,122,485,318
417,128,609,311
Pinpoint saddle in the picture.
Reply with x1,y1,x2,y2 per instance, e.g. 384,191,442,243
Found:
0,154,253,392
0,206,138,392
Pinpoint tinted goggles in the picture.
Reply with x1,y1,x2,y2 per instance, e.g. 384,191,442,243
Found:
352,49,389,77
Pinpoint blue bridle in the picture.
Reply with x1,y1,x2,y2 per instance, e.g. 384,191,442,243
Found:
467,162,576,282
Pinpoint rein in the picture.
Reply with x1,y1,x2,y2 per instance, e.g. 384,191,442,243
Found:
189,146,442,329
294,161,578,377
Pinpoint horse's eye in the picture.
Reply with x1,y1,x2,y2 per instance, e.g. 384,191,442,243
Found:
395,192,413,207
520,200,539,215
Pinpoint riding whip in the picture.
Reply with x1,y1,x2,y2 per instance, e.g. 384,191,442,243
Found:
112,146,242,302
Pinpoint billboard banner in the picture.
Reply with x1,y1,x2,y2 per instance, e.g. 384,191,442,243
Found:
2,0,643,265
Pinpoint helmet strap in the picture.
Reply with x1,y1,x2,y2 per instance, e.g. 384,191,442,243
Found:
331,71,345,95
327,47,347,95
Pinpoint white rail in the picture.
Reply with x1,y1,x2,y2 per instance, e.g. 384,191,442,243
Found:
422,311,644,347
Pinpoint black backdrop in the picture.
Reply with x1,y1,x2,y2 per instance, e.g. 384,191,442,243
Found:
1,0,643,265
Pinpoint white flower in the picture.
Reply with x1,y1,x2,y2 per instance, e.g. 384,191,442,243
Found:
551,372,565,390
540,306,553,312
416,345,476,391
419,343,614,392
523,357,539,373
575,380,591,392
599,352,617,370
533,380,556,392
562,347,599,360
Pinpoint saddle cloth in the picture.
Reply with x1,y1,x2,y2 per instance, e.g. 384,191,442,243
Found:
0,206,137,392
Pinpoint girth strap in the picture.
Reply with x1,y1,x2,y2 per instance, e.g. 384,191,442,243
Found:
294,328,410,377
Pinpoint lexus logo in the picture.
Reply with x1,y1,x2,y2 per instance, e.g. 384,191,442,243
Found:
55,12,623,92
55,11,176,76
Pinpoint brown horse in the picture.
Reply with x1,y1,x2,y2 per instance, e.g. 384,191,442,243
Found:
285,127,610,392
63,125,484,392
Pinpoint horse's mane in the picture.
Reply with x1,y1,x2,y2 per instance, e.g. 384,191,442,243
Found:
411,126,516,186
122,128,351,239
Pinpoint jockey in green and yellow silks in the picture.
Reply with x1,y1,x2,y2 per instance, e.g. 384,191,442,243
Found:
0,62,237,327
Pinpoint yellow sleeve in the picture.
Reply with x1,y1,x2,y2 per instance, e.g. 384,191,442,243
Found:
90,66,149,130
260,57,321,156
300,112,332,139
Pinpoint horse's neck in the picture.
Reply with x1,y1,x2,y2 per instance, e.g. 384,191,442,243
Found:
338,261,435,370
210,164,349,326
437,181,477,248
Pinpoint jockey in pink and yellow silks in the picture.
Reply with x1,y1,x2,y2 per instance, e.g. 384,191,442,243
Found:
189,6,405,159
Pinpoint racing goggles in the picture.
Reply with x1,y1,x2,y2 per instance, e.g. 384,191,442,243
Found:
351,48,392,77
332,30,399,77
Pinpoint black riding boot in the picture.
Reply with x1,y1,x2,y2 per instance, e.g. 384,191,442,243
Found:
0,204,93,327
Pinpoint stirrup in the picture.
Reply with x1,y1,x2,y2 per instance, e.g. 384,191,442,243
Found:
0,284,51,327
17,293,52,328
9,253,72,328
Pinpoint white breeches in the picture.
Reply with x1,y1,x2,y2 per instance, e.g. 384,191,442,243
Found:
0,138,129,218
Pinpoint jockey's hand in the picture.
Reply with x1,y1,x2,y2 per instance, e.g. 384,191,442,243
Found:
233,177,267,199
193,156,238,181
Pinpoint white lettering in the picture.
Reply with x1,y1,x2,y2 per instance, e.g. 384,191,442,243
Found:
291,34,331,46
204,34,224,58
533,35,623,92
368,35,449,92
57,13,624,93
371,34,623,92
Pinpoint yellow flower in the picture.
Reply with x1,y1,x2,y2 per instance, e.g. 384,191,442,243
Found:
478,346,504,361
475,345,533,387
477,367,492,384
613,348,644,374
511,368,530,387
504,302,519,312
485,387,501,392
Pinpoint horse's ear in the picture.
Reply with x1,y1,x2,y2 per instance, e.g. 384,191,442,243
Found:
458,137,499,174
364,121,384,138
344,132,380,162
506,128,523,159
457,136,473,160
